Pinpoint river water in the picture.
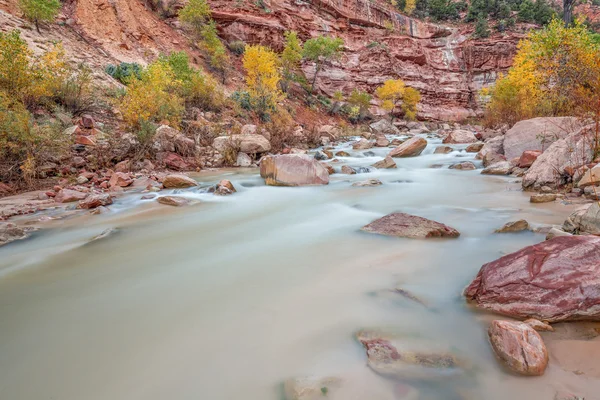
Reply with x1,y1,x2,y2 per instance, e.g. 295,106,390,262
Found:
0,134,598,399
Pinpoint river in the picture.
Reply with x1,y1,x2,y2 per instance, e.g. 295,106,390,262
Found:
0,133,598,399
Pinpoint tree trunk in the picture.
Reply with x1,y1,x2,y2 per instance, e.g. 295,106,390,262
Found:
35,19,40,34
563,0,575,26
311,62,322,93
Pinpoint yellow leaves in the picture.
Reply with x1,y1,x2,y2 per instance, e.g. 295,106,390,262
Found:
243,45,283,120
405,0,416,14
375,78,420,120
402,87,421,121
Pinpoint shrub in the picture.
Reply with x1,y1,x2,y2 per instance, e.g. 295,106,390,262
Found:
178,0,211,34
228,40,246,56
201,21,229,82
347,89,371,122
231,91,252,110
280,31,303,93
105,62,142,84
474,16,491,38
54,63,96,114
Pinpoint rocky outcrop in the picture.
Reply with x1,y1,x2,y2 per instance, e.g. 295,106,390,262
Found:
209,0,521,121
464,235,600,322
488,320,548,376
362,212,460,239
260,154,329,186
389,137,427,157
503,117,580,160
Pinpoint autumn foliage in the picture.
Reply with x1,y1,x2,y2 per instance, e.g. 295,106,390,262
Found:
375,79,421,121
243,45,283,121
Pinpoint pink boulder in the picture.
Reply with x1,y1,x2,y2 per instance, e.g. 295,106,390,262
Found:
464,235,600,322
78,193,113,209
260,154,329,186
55,189,87,203
361,213,460,239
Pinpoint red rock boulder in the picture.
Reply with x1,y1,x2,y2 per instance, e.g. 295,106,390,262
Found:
361,213,460,239
388,137,427,158
464,235,600,322
260,155,329,186
55,189,87,203
518,150,542,168
78,193,113,209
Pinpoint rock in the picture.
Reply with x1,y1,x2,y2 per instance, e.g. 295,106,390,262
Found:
524,319,554,332
75,135,97,146
72,156,86,168
260,155,329,186
370,119,400,135
389,137,427,158
352,179,382,187
361,212,460,239
313,151,329,161
523,125,595,189
371,156,397,169
518,150,542,168
443,129,477,144
114,160,131,172
55,189,87,203
154,125,195,155
495,219,529,233
213,134,271,154
240,124,257,135
162,174,197,189
81,114,95,129
477,136,505,166
236,152,253,167
449,162,476,170
504,117,580,160
320,163,335,174
352,138,373,150
335,151,350,157
322,150,334,159
159,152,190,171
545,227,572,240
374,135,390,147
464,235,600,322
488,320,548,376
76,175,89,184
157,196,191,207
530,193,557,203
563,202,600,235
434,145,453,154
108,172,133,188
341,165,356,175
214,179,236,195
283,376,342,400
577,164,600,188
465,142,484,152
78,193,113,209
481,161,511,175
0,223,34,246
356,331,467,380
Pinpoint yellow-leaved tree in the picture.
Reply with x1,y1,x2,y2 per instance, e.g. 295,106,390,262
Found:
402,87,421,121
243,45,282,121
375,79,420,121
405,0,416,14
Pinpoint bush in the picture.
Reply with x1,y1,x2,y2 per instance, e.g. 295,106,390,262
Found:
474,16,491,38
228,40,246,56
231,91,252,111
105,62,142,84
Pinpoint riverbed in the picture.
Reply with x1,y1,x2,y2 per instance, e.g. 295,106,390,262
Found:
1,134,598,399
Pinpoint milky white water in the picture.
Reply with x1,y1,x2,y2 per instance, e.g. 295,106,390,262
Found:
0,134,598,400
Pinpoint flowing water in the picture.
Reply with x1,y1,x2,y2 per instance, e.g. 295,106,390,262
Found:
0,134,598,400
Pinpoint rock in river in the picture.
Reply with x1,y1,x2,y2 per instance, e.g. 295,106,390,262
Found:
371,155,397,169
389,137,427,158
157,196,191,207
162,174,197,189
284,376,342,400
352,179,382,187
361,213,460,239
488,320,549,376
260,155,329,186
443,129,477,144
464,235,600,322
495,219,529,233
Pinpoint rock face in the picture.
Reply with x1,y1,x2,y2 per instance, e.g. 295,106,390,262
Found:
162,174,197,188
523,125,595,189
210,0,520,120
389,137,427,158
488,320,548,376
503,117,580,160
362,212,460,239
443,129,477,144
260,155,329,186
464,235,600,322
213,134,271,154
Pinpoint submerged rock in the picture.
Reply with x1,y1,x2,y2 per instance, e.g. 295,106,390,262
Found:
464,235,600,322
352,179,382,187
157,196,191,207
389,137,427,158
449,162,476,170
260,155,329,186
434,145,453,154
488,320,548,376
283,376,342,400
371,156,397,169
335,151,350,157
162,174,197,189
495,219,529,233
362,213,460,239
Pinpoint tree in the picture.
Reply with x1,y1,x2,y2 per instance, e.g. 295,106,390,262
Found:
518,0,535,22
18,0,60,33
375,79,405,122
280,31,303,93
563,0,575,26
178,0,211,35
302,36,344,92
243,45,283,121
405,0,417,13
347,89,372,121
201,21,228,83
474,15,491,38
402,87,421,121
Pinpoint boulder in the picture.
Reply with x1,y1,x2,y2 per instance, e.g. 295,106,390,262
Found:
335,151,350,157
563,202,600,235
481,161,511,175
518,150,542,168
488,320,548,376
162,174,197,189
213,134,271,154
545,227,572,240
0,223,34,247
434,145,453,154
530,193,557,203
504,117,580,160
81,114,95,129
214,179,236,196
466,142,484,153
524,319,554,332
464,235,600,322
157,196,191,207
577,164,600,188
371,156,397,169
352,179,382,187
449,162,476,170
108,172,133,188
283,377,342,400
352,138,373,150
55,189,87,203
313,151,329,161
158,152,190,171
341,165,356,175
260,155,329,186
320,163,335,174
370,119,400,135
236,152,253,167
240,124,257,135
361,212,460,239
443,129,477,144
154,125,195,156
374,135,390,147
523,125,594,189
78,193,113,209
477,135,505,163
495,219,529,233
389,137,427,158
